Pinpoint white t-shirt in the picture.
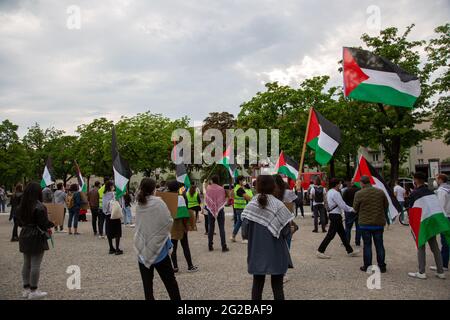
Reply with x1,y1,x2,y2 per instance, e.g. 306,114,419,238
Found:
394,185,406,202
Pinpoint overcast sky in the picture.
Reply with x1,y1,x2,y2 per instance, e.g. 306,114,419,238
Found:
0,0,448,136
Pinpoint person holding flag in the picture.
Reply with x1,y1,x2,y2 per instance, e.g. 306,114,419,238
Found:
431,174,450,272
406,172,449,280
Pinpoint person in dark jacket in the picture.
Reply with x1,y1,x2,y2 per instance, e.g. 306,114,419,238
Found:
67,183,82,235
241,175,294,300
343,181,361,246
10,183,24,242
16,181,54,299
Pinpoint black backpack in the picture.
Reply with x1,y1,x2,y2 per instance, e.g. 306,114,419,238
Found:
313,186,324,203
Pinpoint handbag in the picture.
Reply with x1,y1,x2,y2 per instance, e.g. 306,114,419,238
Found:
110,199,123,220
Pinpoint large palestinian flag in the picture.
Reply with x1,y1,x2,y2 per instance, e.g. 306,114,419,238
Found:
172,141,191,189
306,108,341,165
112,127,132,199
275,151,299,180
343,47,421,108
74,161,87,193
218,145,237,179
408,187,450,248
40,157,54,189
353,155,401,222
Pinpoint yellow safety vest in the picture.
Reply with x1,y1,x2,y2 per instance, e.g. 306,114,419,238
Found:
186,191,200,208
233,184,246,209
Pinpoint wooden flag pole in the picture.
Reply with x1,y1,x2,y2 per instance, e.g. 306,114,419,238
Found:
298,107,313,179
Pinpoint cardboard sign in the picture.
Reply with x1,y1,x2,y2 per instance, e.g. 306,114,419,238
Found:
44,203,65,226
155,191,179,219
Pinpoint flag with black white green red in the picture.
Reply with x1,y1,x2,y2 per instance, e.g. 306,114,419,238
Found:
173,141,191,189
218,145,237,179
353,155,402,222
74,161,87,193
343,47,421,108
40,157,54,189
306,108,341,165
112,127,132,200
275,151,299,180
176,195,191,219
408,187,450,248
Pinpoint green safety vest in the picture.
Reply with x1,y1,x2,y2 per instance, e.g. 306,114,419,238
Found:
233,184,246,209
245,189,253,202
186,191,200,208
98,185,105,208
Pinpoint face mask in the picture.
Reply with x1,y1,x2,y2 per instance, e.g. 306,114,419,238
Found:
433,180,438,188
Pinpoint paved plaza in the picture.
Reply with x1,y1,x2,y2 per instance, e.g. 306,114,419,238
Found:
0,207,449,300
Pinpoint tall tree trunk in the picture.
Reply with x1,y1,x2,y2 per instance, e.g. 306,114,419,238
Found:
389,136,401,186
345,153,352,180
329,159,335,178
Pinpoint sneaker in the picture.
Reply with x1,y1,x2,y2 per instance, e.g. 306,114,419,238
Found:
222,246,230,252
230,236,236,242
408,272,427,279
316,251,331,259
98,235,103,239
10,236,19,242
360,266,368,272
312,229,318,233
436,273,446,279
322,229,327,233
208,246,214,251
430,266,449,272
187,266,199,273
109,249,116,254
28,290,47,300
115,249,123,255
283,275,289,283
347,250,360,257
241,239,248,244
129,224,135,228
173,267,179,273
22,288,31,298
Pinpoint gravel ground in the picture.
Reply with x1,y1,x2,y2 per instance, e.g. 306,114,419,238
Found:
0,207,448,300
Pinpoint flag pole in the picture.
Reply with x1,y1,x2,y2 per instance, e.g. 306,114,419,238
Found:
204,163,217,182
299,107,313,179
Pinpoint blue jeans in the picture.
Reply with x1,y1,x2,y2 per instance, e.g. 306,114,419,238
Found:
345,211,361,246
361,228,386,268
123,206,132,224
0,199,6,213
441,217,450,268
232,209,243,237
68,207,80,229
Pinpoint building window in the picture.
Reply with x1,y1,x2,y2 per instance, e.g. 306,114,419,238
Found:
418,159,424,165
417,145,423,155
372,153,379,162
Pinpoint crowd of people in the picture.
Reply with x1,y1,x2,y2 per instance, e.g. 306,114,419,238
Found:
2,171,449,300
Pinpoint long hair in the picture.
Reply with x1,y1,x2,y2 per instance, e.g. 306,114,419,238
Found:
256,175,275,209
17,182,42,224
273,174,286,201
189,183,197,196
137,178,156,205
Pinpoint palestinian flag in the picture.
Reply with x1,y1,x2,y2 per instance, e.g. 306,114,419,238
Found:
306,108,341,165
172,141,191,189
408,187,450,248
112,127,132,199
40,157,54,189
176,195,191,219
275,151,299,180
343,47,421,108
353,155,401,222
74,161,87,193
218,145,237,179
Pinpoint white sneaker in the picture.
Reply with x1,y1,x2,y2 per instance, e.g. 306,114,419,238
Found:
230,236,236,242
436,273,446,279
430,266,449,272
348,250,360,257
28,290,48,300
129,224,135,228
22,289,31,299
316,251,331,259
241,239,248,244
408,272,427,279
283,275,289,283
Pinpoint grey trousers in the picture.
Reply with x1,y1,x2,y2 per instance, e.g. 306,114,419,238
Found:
418,236,444,274
22,252,44,290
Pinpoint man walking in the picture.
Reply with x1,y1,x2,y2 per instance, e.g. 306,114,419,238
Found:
430,174,450,272
310,177,327,233
53,183,67,232
343,180,361,246
353,176,388,273
394,180,406,218
316,178,359,259
0,185,6,213
88,181,101,236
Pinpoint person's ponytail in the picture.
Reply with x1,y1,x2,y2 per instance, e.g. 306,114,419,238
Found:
137,178,156,205
258,193,268,208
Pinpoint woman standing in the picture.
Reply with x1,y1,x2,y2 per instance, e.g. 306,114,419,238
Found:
67,184,82,235
102,181,123,255
135,178,181,300
10,184,23,242
123,190,133,227
186,183,202,222
16,182,54,299
241,175,293,300
205,175,229,252
167,180,198,273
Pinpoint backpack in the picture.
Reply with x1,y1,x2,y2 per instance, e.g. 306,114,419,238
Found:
110,199,123,220
66,193,74,209
313,186,324,203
